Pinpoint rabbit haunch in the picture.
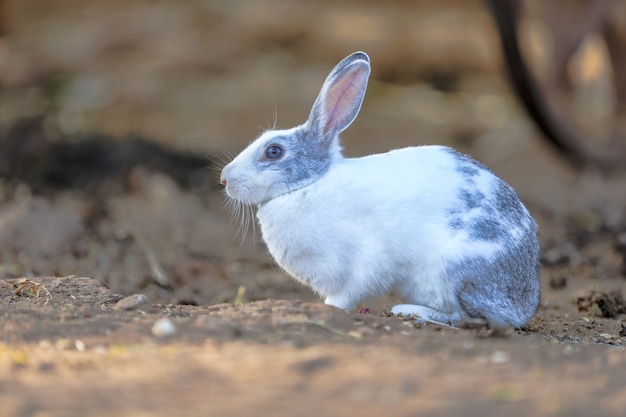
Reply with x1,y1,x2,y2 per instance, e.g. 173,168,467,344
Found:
220,52,540,328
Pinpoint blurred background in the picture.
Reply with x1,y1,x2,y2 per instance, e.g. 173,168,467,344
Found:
0,0,625,305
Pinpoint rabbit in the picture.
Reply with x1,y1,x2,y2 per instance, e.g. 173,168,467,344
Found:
220,51,540,328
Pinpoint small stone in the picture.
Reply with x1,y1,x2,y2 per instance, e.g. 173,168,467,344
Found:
490,351,510,364
548,276,567,290
75,340,86,351
543,247,564,265
152,318,176,337
113,294,149,311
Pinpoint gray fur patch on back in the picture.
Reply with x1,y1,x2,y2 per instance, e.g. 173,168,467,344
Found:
450,231,540,327
457,163,480,179
494,181,527,226
459,188,485,210
445,147,492,175
442,147,540,327
445,147,529,243
469,217,505,241
449,216,464,230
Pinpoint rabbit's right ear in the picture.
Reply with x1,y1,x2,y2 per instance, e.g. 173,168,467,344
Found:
307,52,371,144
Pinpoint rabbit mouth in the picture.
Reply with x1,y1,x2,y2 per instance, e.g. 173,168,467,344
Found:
222,178,275,206
223,183,255,205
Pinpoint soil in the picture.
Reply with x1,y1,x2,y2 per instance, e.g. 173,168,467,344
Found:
2,273,626,417
1,1,626,416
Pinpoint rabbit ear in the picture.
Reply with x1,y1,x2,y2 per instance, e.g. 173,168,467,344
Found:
308,51,371,142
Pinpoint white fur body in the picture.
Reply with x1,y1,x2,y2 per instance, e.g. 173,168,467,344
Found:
257,145,523,313
220,52,540,327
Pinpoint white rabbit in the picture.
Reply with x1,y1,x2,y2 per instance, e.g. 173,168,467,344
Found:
220,52,540,327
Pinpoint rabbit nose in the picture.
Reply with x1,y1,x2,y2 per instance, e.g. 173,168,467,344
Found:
220,164,231,186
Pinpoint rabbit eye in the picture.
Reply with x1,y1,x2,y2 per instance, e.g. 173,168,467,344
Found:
265,145,284,160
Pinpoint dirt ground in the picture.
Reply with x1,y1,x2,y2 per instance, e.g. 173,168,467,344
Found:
1,1,626,416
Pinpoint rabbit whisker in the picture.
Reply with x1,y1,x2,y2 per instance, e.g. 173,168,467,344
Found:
272,97,278,130
223,193,256,248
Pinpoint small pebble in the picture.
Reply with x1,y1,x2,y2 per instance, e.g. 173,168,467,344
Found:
542,247,564,265
548,276,567,290
75,340,86,351
113,294,149,311
490,351,510,364
152,318,176,337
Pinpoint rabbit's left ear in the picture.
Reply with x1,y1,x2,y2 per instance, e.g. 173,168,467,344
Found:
307,52,371,142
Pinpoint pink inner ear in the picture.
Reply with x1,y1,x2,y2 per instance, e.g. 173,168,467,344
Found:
323,65,367,135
